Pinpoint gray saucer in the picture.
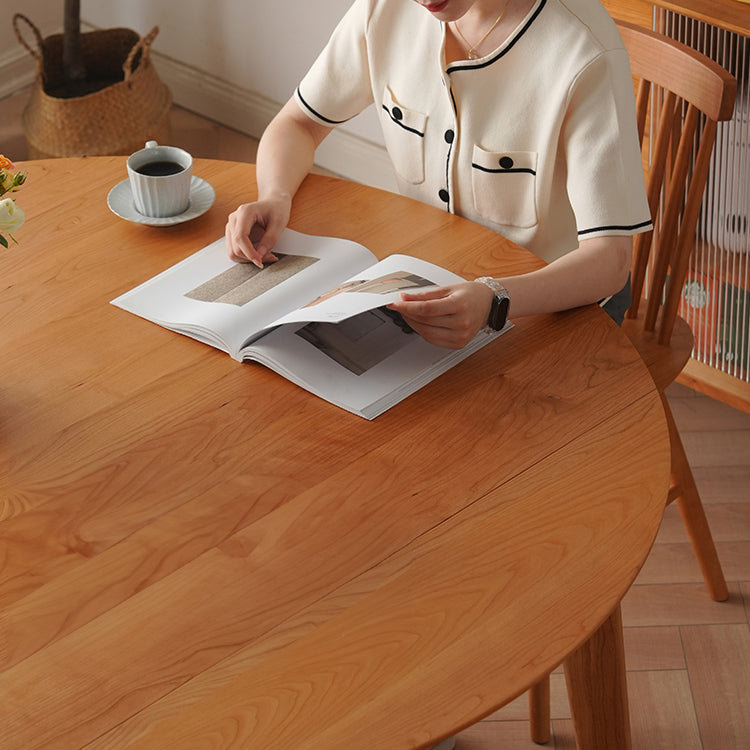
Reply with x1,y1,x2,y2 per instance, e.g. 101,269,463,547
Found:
107,175,216,226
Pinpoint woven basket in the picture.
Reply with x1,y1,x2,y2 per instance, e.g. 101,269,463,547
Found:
13,14,172,158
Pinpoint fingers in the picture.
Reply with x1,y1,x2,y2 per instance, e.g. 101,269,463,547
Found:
225,201,288,266
399,316,473,349
225,223,259,266
398,287,451,302
388,287,468,324
389,282,493,349
250,215,284,265
225,217,275,267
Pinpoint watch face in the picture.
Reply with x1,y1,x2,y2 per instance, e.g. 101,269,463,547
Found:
489,295,510,330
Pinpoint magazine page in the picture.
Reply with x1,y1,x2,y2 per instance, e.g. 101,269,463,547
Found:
270,254,465,328
111,229,377,357
245,309,509,419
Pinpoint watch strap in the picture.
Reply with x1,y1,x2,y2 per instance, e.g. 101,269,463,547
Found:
475,276,510,331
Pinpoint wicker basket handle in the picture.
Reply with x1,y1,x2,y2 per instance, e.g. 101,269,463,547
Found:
13,13,44,61
123,26,159,83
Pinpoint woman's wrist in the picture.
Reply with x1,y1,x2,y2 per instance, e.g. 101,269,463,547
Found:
475,277,510,330
257,187,292,205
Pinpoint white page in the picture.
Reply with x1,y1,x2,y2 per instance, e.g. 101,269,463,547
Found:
111,229,376,357
272,254,462,327
246,311,508,419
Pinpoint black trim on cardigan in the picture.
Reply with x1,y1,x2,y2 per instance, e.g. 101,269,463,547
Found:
442,86,460,214
381,105,425,137
445,0,547,75
296,86,352,125
577,219,653,236
471,164,537,175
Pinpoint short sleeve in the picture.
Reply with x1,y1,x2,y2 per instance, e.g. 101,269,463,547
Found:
294,0,376,127
563,48,653,241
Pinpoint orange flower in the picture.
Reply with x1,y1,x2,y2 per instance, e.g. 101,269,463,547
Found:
0,155,26,248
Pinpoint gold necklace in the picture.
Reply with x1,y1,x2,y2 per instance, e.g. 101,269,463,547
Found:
454,0,513,60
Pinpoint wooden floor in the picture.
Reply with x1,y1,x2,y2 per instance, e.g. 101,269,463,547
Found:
2,88,749,749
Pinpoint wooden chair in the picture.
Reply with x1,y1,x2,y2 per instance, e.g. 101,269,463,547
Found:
528,20,737,745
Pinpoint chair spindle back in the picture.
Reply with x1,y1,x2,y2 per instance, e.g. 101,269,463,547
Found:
617,21,736,346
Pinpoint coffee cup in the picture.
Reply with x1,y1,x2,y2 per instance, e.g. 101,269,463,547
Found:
127,141,193,218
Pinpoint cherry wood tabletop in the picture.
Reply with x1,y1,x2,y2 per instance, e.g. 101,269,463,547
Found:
0,157,669,749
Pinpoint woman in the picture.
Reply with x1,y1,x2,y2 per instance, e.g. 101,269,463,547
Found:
225,0,651,347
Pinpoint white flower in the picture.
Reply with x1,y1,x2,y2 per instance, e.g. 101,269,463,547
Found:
0,197,25,235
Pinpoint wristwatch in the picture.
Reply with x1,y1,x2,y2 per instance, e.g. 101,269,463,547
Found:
475,277,510,331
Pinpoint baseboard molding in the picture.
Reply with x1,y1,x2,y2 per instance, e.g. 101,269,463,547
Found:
0,37,397,193
151,52,397,193
0,48,37,99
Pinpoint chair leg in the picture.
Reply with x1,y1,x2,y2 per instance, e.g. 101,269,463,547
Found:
529,676,551,744
662,396,729,602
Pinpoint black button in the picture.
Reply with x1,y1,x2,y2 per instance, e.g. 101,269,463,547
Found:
439,189,450,203
444,129,455,143
392,106,403,120
499,156,514,169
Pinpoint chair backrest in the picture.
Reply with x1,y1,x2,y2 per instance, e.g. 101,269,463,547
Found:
617,20,737,344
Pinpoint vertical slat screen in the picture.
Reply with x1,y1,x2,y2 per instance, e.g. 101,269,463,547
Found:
659,10,749,382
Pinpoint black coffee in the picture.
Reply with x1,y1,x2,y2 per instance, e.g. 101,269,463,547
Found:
136,160,184,177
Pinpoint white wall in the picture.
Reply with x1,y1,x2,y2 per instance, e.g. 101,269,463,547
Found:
84,1,351,111
80,0,394,189
0,0,60,97
0,0,393,189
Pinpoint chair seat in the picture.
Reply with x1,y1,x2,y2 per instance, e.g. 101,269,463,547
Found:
622,313,694,391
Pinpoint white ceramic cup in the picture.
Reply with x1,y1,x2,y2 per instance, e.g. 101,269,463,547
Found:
126,141,193,218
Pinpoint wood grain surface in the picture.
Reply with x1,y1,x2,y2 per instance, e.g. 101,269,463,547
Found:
603,0,750,36
0,158,669,749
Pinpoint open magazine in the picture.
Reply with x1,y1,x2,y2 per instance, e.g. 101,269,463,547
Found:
111,229,511,419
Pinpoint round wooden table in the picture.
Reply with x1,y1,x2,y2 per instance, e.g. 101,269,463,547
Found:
0,158,669,749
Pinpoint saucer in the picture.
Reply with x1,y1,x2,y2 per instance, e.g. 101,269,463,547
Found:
107,176,216,226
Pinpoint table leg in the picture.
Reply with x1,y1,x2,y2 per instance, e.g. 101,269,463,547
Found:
563,603,631,749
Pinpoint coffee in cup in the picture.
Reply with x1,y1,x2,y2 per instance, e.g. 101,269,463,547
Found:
127,141,193,218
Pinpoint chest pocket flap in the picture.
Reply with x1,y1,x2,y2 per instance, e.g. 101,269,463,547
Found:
380,87,427,185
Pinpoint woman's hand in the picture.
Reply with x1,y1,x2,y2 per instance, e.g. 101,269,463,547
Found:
387,281,494,349
224,98,335,267
225,194,292,267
